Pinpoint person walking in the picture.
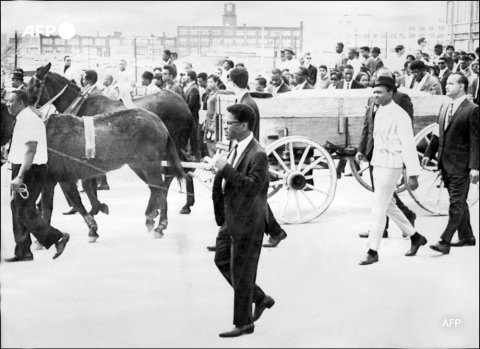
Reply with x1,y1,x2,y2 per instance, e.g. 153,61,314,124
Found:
212,103,274,338
5,90,70,262
423,73,479,254
358,76,427,265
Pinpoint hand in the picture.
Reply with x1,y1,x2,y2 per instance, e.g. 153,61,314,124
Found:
214,153,228,171
355,152,365,163
471,170,479,185
10,176,24,193
421,157,430,168
408,176,419,191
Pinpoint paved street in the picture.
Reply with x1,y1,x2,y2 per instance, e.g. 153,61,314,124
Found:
1,165,478,348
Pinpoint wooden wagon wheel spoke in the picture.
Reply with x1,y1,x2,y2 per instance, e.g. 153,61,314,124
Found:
305,173,331,180
297,145,311,172
300,189,318,210
272,150,290,173
305,184,328,195
282,188,293,217
418,170,437,185
421,174,440,203
434,180,445,215
270,179,285,187
289,142,296,171
357,166,370,175
269,169,287,179
294,190,302,219
301,156,326,175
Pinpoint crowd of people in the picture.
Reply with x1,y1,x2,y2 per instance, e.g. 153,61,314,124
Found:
1,38,479,338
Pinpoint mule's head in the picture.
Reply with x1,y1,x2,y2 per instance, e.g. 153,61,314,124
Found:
26,63,54,107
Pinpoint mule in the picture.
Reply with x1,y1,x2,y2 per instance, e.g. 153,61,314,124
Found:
26,63,199,221
1,107,185,241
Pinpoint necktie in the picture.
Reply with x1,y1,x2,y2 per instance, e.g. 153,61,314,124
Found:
234,99,238,104
409,77,416,89
445,103,453,130
347,82,350,89
222,145,238,193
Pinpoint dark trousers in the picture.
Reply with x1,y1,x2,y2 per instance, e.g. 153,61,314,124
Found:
11,164,63,258
266,204,283,237
369,163,414,230
214,224,266,327
440,170,474,243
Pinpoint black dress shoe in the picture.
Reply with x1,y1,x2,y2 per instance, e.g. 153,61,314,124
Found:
358,230,388,238
63,208,78,215
405,235,427,256
430,242,450,255
359,253,379,265
262,230,287,247
207,246,216,252
4,255,34,262
253,296,275,322
451,237,476,247
219,324,254,338
53,233,70,259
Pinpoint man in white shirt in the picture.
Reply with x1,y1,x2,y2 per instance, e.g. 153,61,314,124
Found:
359,76,426,265
102,75,119,100
386,45,406,76
5,90,70,262
280,47,300,75
346,49,362,77
334,42,348,70
63,55,78,85
141,71,160,95
113,60,136,100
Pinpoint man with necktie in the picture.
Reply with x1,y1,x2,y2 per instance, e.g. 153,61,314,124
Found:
423,73,479,253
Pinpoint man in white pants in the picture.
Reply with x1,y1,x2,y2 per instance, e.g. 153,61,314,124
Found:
360,76,427,265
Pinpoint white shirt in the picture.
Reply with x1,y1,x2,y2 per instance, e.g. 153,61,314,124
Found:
372,101,421,177
145,82,161,95
8,107,48,165
445,95,467,129
103,85,119,100
229,133,254,168
343,80,353,89
115,70,135,89
438,67,449,81
346,58,362,77
63,66,77,83
235,89,249,103
272,81,285,95
280,58,301,75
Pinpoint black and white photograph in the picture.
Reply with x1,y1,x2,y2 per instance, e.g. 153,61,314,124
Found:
1,1,479,347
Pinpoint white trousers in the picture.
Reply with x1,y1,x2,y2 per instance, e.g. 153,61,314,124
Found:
368,167,416,251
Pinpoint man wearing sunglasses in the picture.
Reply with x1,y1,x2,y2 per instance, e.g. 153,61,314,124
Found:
302,52,317,86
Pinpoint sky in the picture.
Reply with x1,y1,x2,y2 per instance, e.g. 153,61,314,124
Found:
1,1,447,50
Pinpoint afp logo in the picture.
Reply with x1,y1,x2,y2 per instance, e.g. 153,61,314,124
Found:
22,22,76,39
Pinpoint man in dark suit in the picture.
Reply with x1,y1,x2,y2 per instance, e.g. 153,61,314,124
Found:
213,104,274,338
438,57,452,95
303,52,318,86
184,71,200,125
207,67,287,251
293,67,313,90
423,73,479,254
335,65,366,89
267,68,291,95
356,68,417,239
162,65,183,97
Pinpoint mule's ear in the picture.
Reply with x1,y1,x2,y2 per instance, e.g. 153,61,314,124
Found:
37,63,52,78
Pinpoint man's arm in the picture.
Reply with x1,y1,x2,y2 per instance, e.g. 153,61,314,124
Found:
398,93,414,121
10,141,37,192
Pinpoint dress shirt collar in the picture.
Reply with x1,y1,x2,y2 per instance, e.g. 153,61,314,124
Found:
343,80,352,89
236,89,249,102
232,133,254,166
450,95,467,114
185,81,195,90
274,81,284,93
296,81,307,90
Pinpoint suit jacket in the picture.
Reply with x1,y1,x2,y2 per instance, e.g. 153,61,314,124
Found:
469,75,479,105
166,82,184,97
267,82,291,94
184,83,200,122
307,65,318,86
212,138,269,240
239,93,260,140
425,99,479,174
358,91,414,161
218,81,226,90
335,80,365,89
438,68,452,95
296,81,313,90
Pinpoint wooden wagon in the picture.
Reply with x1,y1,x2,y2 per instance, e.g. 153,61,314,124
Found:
193,88,479,224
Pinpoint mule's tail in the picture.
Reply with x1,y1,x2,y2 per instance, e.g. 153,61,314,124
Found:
189,116,200,161
166,133,186,188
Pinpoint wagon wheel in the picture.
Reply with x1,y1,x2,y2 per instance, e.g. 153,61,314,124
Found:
349,158,407,194
405,123,479,215
266,136,337,224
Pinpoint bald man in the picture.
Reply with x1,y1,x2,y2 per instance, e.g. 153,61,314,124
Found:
356,68,416,239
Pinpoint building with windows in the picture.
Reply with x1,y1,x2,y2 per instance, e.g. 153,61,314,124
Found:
176,2,303,57
446,1,479,51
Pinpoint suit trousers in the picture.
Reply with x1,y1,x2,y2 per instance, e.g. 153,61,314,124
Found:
214,224,266,327
11,164,63,258
368,167,416,251
266,204,283,237
369,163,414,231
440,170,474,243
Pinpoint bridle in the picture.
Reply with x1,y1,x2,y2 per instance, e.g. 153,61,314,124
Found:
31,74,72,110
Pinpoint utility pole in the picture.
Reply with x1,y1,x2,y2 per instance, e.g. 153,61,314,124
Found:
385,31,388,59
273,34,277,68
14,30,18,70
134,37,137,83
